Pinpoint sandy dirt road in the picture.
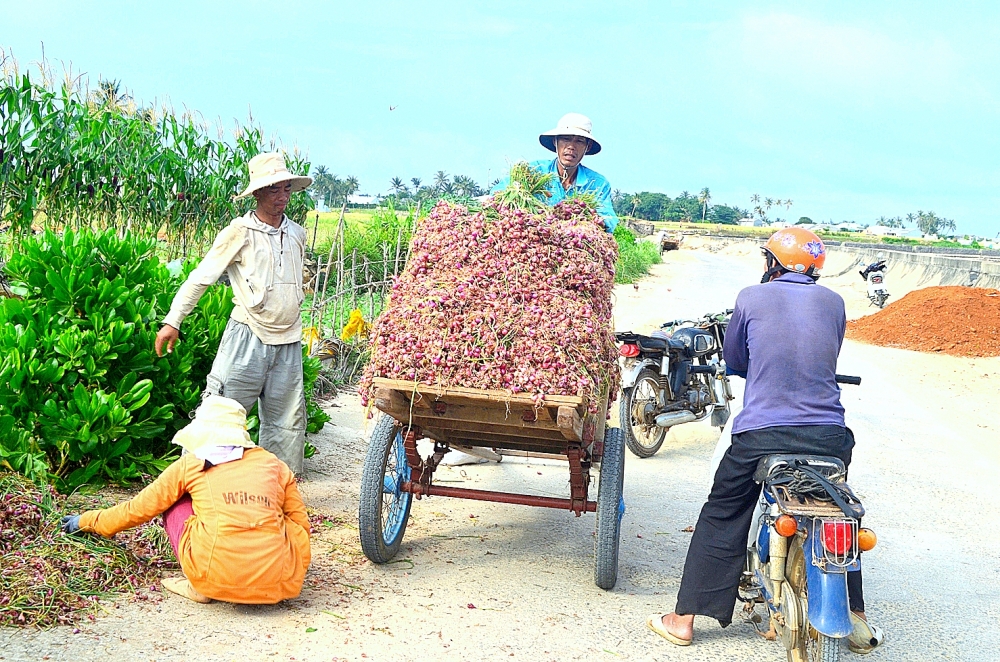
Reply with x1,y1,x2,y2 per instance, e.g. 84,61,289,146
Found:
3,245,999,662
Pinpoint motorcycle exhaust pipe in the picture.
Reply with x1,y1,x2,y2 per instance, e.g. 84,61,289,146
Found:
655,411,698,428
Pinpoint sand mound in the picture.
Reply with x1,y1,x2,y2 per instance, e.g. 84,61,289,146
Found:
847,286,1000,356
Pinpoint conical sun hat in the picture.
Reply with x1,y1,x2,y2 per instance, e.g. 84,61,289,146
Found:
234,152,313,199
539,113,602,155
172,395,255,454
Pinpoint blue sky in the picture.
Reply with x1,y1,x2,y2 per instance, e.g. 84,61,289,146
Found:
3,1,999,236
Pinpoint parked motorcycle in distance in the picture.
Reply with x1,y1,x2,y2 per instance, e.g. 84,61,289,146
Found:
739,375,878,662
858,256,890,309
614,310,734,458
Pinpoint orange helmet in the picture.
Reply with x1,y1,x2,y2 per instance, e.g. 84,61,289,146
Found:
761,227,826,282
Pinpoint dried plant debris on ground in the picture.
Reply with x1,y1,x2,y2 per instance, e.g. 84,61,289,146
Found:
360,197,620,412
847,286,1000,357
0,472,177,628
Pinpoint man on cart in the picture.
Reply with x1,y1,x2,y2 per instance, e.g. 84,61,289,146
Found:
492,112,619,233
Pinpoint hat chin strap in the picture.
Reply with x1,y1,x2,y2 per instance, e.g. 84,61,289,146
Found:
761,252,785,283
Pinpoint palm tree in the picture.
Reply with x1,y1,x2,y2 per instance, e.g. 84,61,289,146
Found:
453,175,470,197
411,177,422,192
698,187,711,221
433,170,450,192
905,213,915,227
344,176,359,196
390,177,406,195
630,194,641,218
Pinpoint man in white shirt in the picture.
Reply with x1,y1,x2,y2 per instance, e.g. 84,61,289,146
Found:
154,152,312,473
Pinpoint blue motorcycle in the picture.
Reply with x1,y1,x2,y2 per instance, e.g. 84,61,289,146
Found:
739,376,878,661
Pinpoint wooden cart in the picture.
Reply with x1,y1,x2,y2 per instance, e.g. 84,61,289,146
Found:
358,378,626,589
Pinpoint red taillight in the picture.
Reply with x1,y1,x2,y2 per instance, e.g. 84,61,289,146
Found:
619,344,640,358
822,521,854,555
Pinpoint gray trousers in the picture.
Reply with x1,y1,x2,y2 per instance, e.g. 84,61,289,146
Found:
205,320,306,473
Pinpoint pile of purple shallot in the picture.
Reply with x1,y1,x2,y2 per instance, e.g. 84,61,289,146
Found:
360,197,619,412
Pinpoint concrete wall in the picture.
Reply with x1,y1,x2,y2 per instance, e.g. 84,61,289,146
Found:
823,244,1000,291
689,235,1000,291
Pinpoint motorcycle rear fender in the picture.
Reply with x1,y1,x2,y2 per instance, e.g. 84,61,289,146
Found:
804,522,853,638
621,359,662,390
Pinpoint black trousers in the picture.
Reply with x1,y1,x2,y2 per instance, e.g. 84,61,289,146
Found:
674,425,865,626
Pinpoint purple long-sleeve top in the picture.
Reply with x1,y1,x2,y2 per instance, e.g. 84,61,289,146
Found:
723,272,846,435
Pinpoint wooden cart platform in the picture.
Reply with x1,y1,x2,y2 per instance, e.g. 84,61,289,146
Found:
371,377,607,456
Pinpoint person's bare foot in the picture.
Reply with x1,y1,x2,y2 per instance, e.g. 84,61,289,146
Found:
161,577,212,603
662,612,694,641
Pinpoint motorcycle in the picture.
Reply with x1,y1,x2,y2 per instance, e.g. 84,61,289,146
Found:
614,310,734,458
739,374,878,661
858,258,890,309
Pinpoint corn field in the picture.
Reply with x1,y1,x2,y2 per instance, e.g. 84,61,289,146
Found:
0,49,313,255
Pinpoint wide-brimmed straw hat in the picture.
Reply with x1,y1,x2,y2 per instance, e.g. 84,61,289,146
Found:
172,395,255,454
234,152,313,199
539,113,602,155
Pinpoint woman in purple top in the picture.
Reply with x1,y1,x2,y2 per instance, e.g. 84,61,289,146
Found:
647,228,882,653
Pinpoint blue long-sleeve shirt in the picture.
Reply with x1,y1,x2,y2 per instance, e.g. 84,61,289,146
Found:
723,272,847,435
491,159,619,232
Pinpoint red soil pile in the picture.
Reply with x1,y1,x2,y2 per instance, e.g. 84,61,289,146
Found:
846,286,1000,357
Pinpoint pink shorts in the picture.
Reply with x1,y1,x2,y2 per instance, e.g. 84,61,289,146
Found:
162,494,194,559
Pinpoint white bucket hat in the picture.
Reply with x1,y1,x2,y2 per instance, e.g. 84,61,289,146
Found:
539,113,602,155
234,152,313,199
172,395,256,454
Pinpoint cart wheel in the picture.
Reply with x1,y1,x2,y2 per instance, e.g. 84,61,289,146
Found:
594,427,626,590
359,416,413,564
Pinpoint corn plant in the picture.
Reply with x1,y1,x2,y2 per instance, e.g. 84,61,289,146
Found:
0,49,313,253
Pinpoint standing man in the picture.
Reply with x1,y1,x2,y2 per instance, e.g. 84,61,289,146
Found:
646,227,882,654
155,152,312,474
493,112,619,232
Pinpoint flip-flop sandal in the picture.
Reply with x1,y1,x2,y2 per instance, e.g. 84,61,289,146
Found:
646,614,692,646
847,613,884,654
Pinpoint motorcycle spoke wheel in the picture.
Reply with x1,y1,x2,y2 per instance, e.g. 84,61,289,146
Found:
621,369,666,458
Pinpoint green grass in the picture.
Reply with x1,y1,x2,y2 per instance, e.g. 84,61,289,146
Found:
613,224,661,284
300,209,378,248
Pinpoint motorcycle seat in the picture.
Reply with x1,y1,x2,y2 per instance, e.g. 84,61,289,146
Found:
754,454,846,484
629,331,683,353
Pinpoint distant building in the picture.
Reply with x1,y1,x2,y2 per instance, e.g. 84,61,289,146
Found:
738,217,765,227
348,193,380,207
864,225,901,237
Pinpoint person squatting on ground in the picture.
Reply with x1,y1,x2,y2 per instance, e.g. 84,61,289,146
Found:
647,227,883,654
492,112,619,232
154,152,312,473
60,396,311,604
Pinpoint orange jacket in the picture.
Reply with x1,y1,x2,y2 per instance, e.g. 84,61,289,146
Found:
79,447,310,604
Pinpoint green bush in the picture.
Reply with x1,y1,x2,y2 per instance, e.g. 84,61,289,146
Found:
0,229,233,489
613,224,661,284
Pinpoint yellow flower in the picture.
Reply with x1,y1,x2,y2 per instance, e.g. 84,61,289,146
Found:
340,309,370,341
302,326,321,353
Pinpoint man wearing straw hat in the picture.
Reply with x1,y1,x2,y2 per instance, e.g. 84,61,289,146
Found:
60,395,311,604
155,152,312,473
492,112,619,232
